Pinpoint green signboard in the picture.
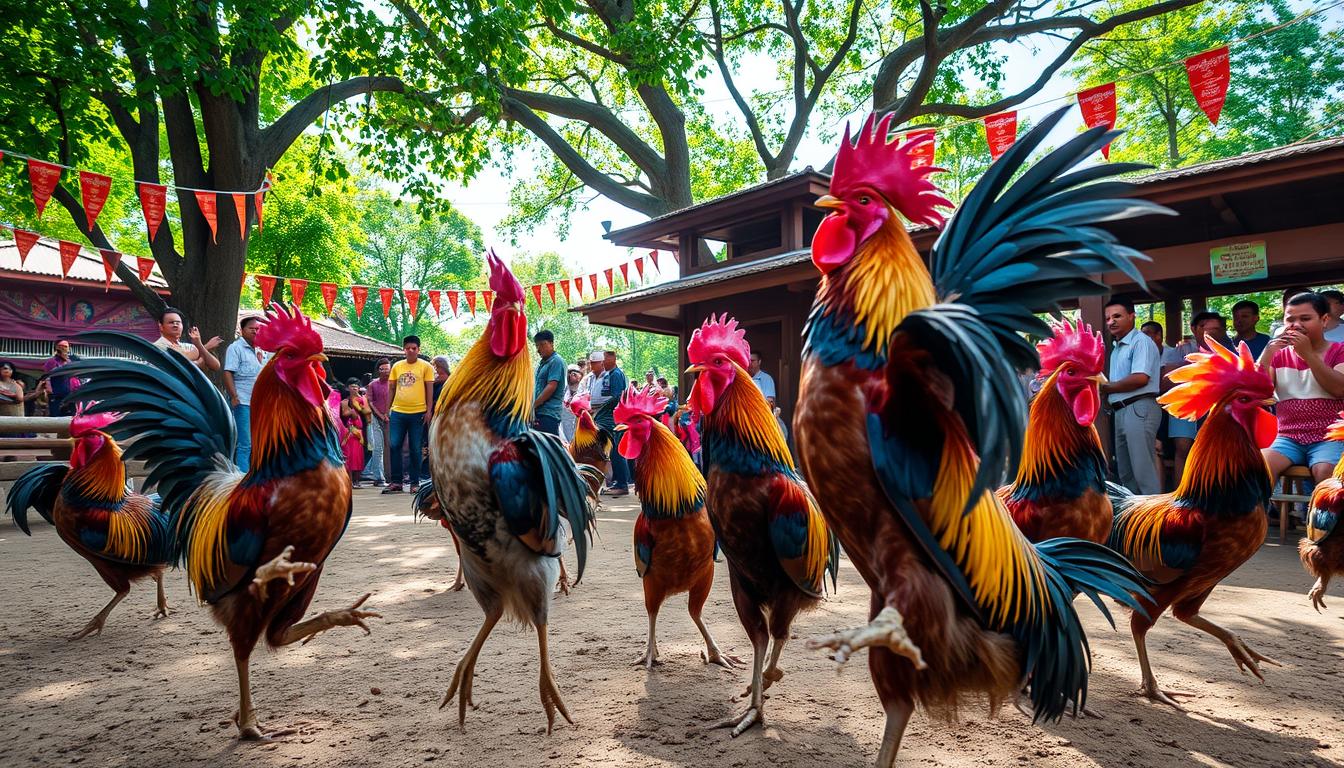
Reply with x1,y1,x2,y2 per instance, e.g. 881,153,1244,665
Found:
1209,241,1267,285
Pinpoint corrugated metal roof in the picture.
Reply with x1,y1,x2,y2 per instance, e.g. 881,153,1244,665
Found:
235,310,401,358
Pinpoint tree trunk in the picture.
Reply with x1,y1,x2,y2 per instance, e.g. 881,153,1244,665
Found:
174,235,249,350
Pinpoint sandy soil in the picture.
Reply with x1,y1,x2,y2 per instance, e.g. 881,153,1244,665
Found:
1,489,1341,767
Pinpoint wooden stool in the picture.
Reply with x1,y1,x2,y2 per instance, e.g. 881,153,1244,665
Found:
1272,465,1315,544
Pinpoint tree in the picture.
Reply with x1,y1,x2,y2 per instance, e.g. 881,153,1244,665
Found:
365,0,1199,234
0,1,418,342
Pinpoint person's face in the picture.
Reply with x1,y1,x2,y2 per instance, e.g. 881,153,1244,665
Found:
603,353,616,371
240,321,260,343
0,365,12,380
1284,302,1326,340
645,372,655,384
1104,305,1135,338
377,363,391,380
1328,298,1344,319
1192,318,1221,343
160,312,184,339
568,371,581,385
1232,307,1259,335
535,339,554,358
54,342,71,359
404,342,419,362
748,354,762,375
1141,326,1162,348
347,382,360,396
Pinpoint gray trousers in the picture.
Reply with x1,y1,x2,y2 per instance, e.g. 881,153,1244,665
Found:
1114,397,1161,495
362,417,387,483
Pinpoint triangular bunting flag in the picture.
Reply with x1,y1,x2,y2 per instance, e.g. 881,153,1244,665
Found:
575,277,584,298
254,190,267,231
232,193,249,241
351,286,369,318
405,289,420,318
546,282,557,305
378,286,395,318
138,182,166,242
98,248,121,291
79,171,112,231
1185,46,1230,125
256,274,277,306
194,191,219,243
983,111,1018,161
446,290,460,318
531,284,543,308
903,129,936,169
602,268,614,294
634,257,644,281
589,273,599,297
137,256,154,282
13,229,40,266
320,282,338,314
465,290,478,317
58,240,80,278
428,289,442,317
482,291,495,312
27,159,62,217
561,279,572,304
289,278,308,306
649,250,659,273
1076,82,1117,159
619,262,630,287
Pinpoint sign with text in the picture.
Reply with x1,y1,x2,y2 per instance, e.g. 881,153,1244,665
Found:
1210,241,1267,284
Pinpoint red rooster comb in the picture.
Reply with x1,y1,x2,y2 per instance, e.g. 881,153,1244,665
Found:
70,401,124,437
832,113,953,228
255,302,323,356
487,249,525,304
1158,341,1273,421
568,392,592,414
615,385,668,426
687,313,750,369
1326,411,1344,442
1036,319,1104,377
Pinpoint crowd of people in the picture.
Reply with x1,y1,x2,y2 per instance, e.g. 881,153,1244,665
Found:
1104,288,1344,514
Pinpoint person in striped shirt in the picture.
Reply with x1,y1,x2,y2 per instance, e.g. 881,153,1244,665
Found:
1259,291,1344,486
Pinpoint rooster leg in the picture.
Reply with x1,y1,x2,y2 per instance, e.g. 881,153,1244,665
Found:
709,635,767,737
804,606,926,669
692,616,742,671
1132,626,1192,708
441,609,501,727
761,637,786,691
537,622,574,733
874,697,915,768
633,610,660,669
233,655,297,741
1308,577,1329,613
153,572,170,619
555,558,571,596
1178,612,1281,681
69,589,128,641
449,534,466,592
280,594,382,647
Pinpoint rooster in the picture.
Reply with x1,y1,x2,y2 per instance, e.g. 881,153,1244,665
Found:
686,314,839,736
794,107,1157,765
568,392,613,482
1109,341,1279,707
614,384,736,670
6,403,173,639
65,304,379,740
1301,413,1344,612
427,250,599,733
999,319,1111,544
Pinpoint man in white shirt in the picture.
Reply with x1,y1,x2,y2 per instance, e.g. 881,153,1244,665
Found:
154,307,222,372
222,315,269,467
748,351,776,406
1100,299,1162,494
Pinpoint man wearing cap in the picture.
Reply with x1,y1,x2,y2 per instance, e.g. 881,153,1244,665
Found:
561,363,583,442
532,330,565,436
591,349,630,496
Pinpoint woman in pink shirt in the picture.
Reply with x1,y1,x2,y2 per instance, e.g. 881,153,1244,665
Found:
1259,292,1344,485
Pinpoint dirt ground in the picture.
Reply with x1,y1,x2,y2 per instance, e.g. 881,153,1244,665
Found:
1,488,1341,767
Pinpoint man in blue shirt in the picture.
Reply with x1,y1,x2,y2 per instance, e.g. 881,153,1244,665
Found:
531,330,565,436
1230,300,1271,359
1101,299,1163,495
592,349,630,496
223,316,269,468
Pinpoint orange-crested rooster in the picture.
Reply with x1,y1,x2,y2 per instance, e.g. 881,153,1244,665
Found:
614,384,736,670
1109,341,1279,707
794,107,1158,765
687,315,839,736
1300,412,1344,612
427,250,599,732
999,320,1112,544
65,305,379,739
568,392,613,482
6,403,173,639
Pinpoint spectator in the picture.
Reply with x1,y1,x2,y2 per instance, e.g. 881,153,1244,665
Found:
0,361,39,419
1230,300,1271,358
580,350,602,394
431,356,451,409
748,351,777,407
383,336,435,494
1140,321,1165,355
1259,291,1344,487
592,349,630,496
1320,289,1344,343
532,330,565,436
656,376,675,403
363,359,391,487
1101,298,1162,495
340,379,369,489
644,369,657,389
561,364,583,442
40,340,81,416
1163,311,1228,482
153,307,222,372
222,315,269,468
1271,287,1315,338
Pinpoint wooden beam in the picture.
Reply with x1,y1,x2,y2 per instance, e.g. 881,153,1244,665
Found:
1209,194,1246,231
0,417,70,435
624,313,683,334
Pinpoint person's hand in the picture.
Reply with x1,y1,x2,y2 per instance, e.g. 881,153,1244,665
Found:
1265,335,1290,358
204,335,223,351
1286,330,1313,357
422,410,432,426
188,326,202,345
230,393,240,407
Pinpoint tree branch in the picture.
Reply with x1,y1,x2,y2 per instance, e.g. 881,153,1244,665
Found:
259,75,411,170
543,17,631,65
708,0,773,165
504,87,668,181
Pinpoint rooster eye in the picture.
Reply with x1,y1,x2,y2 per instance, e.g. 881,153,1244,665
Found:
859,195,871,205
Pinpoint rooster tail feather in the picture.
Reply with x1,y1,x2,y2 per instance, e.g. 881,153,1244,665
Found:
413,480,436,521
5,462,66,535
1023,537,1152,722
525,431,597,583
175,470,244,598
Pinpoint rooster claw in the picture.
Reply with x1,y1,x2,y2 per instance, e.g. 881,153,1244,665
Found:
1225,634,1279,681
250,545,317,601
702,650,744,670
1140,683,1194,709
806,606,925,669
709,706,761,737
1308,579,1327,612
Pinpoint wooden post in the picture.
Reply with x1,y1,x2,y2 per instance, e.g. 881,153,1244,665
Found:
1164,298,1182,345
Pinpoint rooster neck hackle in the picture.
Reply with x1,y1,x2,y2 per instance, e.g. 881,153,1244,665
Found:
243,361,343,487
438,333,533,437
633,424,706,520
804,219,933,370
63,435,126,509
700,366,795,476
1172,402,1272,513
1008,372,1106,502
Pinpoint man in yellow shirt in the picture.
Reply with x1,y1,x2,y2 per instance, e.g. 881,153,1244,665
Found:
382,335,436,493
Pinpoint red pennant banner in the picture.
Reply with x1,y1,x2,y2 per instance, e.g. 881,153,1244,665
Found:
603,268,614,295
428,289,442,316
531,284,543,308
138,182,166,242
589,273,599,297
1185,46,1230,126
98,249,121,290
13,229,39,266
1076,82,1117,159
256,274,277,306
561,279,572,304
447,290,460,318
546,282,557,305
378,286,394,318
289,278,308,305
232,193,249,241
465,290,478,317
649,250,659,273
482,291,495,312
58,240,80,278
575,277,585,298
254,191,266,231
28,159,62,217
634,257,645,281
903,129,936,169
79,171,112,230
619,262,630,287
984,111,1018,161
320,282,338,314
137,256,154,282
194,191,219,243
405,289,420,318
351,286,369,318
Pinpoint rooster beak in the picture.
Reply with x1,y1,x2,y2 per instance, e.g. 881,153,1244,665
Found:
308,353,329,363
1087,374,1108,384
1262,398,1276,406
685,364,706,374
613,424,628,432
815,194,843,210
